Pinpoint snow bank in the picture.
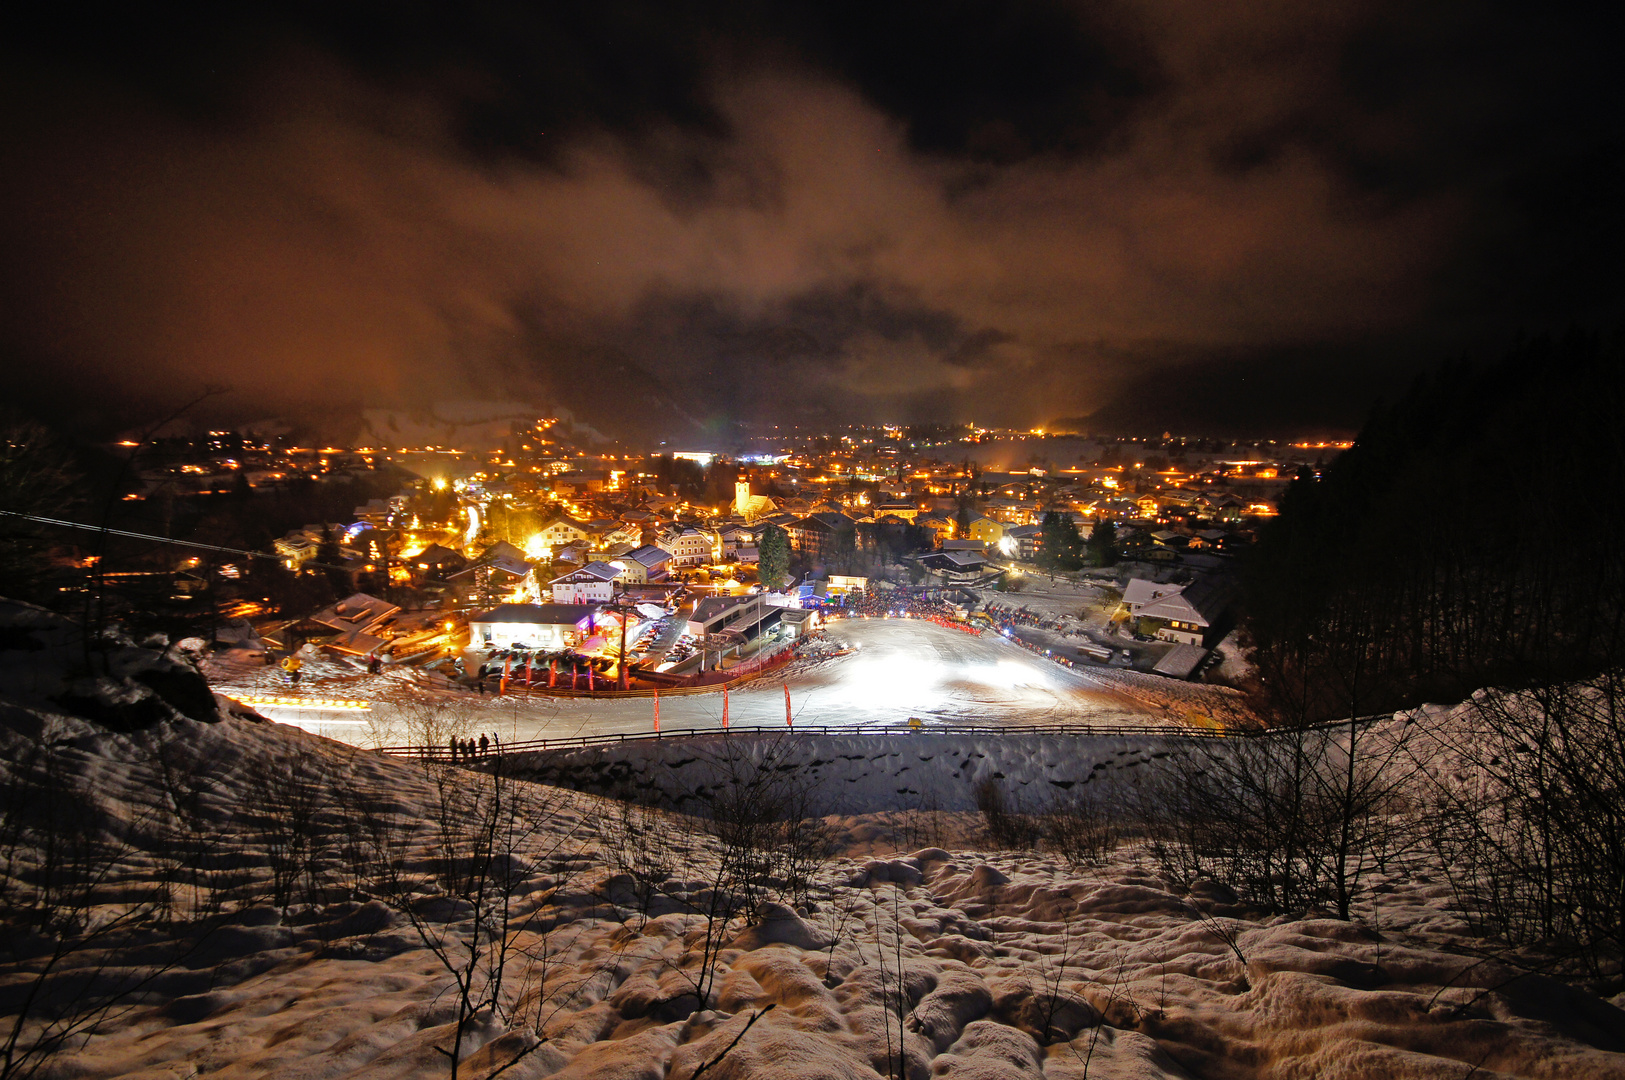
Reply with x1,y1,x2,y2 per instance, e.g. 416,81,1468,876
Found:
3,616,1623,1080
501,730,1201,815
0,597,258,731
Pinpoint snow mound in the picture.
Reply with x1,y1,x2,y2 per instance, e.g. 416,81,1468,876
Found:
0,597,242,731
2,659,1623,1080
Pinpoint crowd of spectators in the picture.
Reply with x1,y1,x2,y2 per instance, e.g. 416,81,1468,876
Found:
832,589,980,634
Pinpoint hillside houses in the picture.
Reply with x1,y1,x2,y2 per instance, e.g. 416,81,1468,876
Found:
1123,576,1234,647
658,526,717,568
550,562,621,604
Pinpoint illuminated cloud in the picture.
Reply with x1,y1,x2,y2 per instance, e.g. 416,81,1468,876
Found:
0,2,1618,437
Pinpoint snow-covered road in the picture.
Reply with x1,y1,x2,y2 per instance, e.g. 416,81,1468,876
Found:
210,618,1243,746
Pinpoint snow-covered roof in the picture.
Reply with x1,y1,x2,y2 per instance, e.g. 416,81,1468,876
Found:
468,603,598,626
1152,643,1209,679
311,593,399,632
1137,577,1232,625
551,561,621,584
1123,578,1180,608
626,545,672,568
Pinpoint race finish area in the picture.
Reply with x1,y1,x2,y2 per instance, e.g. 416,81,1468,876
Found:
223,617,1244,746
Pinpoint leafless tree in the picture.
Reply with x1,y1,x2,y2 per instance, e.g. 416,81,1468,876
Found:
370,762,586,1078
1041,787,1119,868
1421,674,1625,980
0,730,213,1080
384,697,480,753
974,779,1040,850
240,742,333,913
1134,723,1420,918
590,736,833,1013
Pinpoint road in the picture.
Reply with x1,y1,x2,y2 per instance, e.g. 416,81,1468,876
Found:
216,617,1232,747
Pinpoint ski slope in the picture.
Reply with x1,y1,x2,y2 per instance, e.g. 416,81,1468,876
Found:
209,618,1244,746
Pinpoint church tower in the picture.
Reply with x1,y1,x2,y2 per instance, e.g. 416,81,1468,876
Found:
734,476,750,517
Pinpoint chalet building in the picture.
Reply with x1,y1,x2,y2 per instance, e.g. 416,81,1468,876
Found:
531,516,592,550
274,533,320,571
1002,523,1043,560
468,603,602,650
786,512,855,559
956,515,1002,545
717,523,755,559
550,561,621,604
614,545,672,583
916,516,952,547
480,540,531,564
687,593,770,642
919,549,990,580
1127,577,1233,647
594,521,644,547
658,526,716,567
448,545,532,597
308,593,401,655
407,543,466,582
1122,578,1182,614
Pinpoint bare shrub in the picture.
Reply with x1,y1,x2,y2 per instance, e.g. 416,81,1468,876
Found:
0,731,213,1080
240,743,333,913
140,738,248,920
1042,787,1119,868
1423,675,1625,979
595,784,681,923
382,697,480,753
974,779,1040,850
1136,724,1418,917
591,736,834,1012
371,762,587,1078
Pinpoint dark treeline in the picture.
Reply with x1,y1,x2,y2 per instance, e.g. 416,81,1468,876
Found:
1244,331,1625,722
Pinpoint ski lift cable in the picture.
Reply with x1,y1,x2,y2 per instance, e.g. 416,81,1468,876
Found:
0,509,356,571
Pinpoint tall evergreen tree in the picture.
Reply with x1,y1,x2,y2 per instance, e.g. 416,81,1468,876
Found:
1087,520,1117,567
1039,511,1084,569
758,524,790,591
317,523,350,593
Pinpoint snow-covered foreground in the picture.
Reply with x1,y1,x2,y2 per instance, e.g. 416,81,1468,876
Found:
504,729,1201,815
4,600,1623,1080
204,618,1245,748
0,716,1620,1077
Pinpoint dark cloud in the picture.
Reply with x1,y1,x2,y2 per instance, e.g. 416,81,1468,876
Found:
1,1,1621,441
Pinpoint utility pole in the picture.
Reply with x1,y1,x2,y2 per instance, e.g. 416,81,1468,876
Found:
617,597,630,690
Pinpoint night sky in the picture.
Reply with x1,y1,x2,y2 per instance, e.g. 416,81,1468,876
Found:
2,2,1621,440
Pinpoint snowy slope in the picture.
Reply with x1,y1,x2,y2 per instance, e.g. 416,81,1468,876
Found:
2,603,1623,1079
502,730,1200,815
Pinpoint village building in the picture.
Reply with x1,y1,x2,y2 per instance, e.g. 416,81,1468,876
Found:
406,543,466,582
658,526,717,568
1001,523,1044,560
308,592,401,655
786,512,855,559
962,515,1006,545
717,523,755,559
919,549,990,579
530,516,592,551
1129,577,1233,647
273,532,320,571
613,545,672,583
550,561,621,604
732,478,779,521
468,603,603,651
